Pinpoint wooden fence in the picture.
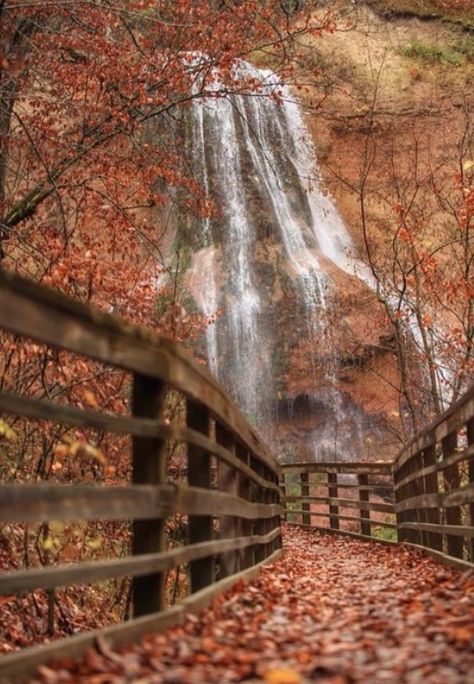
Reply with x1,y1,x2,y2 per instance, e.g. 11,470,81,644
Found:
281,461,396,541
0,271,282,678
393,385,474,568
281,386,474,571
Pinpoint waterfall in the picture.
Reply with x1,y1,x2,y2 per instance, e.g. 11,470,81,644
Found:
185,61,368,457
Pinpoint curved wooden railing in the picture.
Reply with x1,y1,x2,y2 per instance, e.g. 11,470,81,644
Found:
0,271,282,678
1,269,473,679
393,385,474,569
281,460,396,541
282,386,474,572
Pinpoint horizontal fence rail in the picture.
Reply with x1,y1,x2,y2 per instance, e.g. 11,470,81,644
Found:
281,461,396,542
393,385,474,569
281,386,474,571
0,271,282,678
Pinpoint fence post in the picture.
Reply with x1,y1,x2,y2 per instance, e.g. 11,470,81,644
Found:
468,418,474,563
421,444,442,551
132,374,167,617
187,399,214,592
300,471,311,526
328,472,339,530
358,473,371,536
442,432,463,559
237,444,253,569
216,424,238,578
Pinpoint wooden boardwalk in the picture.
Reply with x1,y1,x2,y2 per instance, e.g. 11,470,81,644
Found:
28,526,474,684
0,271,473,681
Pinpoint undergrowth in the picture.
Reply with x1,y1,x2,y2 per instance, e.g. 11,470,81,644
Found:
400,36,474,66
365,0,474,30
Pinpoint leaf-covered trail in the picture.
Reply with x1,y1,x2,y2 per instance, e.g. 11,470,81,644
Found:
34,527,474,684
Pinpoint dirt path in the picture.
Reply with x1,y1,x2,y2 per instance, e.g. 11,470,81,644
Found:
33,527,474,684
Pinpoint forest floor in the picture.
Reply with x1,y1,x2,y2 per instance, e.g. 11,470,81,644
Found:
32,526,474,684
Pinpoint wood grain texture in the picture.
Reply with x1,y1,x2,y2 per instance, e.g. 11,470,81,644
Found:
0,529,282,595
0,484,283,522
0,270,278,475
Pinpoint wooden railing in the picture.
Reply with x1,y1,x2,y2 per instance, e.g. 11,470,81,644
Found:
0,271,282,678
281,461,396,541
282,386,474,571
393,385,474,569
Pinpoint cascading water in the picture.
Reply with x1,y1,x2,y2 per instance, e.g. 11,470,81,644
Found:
184,61,370,457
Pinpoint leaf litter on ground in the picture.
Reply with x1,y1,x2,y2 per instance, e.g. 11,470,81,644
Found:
31,526,474,683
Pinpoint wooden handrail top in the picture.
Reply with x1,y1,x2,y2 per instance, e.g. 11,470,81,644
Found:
394,384,474,469
281,461,393,473
0,269,278,476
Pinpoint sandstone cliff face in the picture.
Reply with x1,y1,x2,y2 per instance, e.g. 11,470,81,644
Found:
177,4,473,462
290,3,474,457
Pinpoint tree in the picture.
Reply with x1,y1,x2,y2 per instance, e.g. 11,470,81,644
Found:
0,0,336,647
358,97,474,438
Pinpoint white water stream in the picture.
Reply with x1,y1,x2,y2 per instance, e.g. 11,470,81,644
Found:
186,61,369,455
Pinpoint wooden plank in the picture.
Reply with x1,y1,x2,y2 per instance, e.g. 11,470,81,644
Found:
0,530,282,595
394,490,441,513
285,510,397,528
217,424,238,578
393,443,474,492
407,449,424,546
328,472,339,530
253,460,267,564
0,393,280,493
0,605,184,682
0,484,283,523
315,481,393,495
443,484,474,508
468,417,474,563
236,443,253,570
187,400,213,592
131,374,167,617
395,484,474,513
283,495,394,514
0,547,283,681
398,523,474,537
0,270,278,476
300,472,311,526
421,444,442,551
394,386,474,471
441,432,463,559
401,542,474,572
281,461,392,475
358,474,371,536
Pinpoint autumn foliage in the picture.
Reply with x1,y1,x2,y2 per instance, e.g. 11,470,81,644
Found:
0,0,332,651
30,526,474,683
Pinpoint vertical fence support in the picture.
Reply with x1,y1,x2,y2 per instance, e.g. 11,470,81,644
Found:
253,459,266,563
422,444,442,551
300,471,311,526
132,374,167,617
442,432,463,559
358,473,371,536
468,418,474,563
217,424,238,578
187,399,214,592
328,472,339,530
393,464,405,543
237,444,253,570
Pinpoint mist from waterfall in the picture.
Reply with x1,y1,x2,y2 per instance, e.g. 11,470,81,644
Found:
186,61,368,458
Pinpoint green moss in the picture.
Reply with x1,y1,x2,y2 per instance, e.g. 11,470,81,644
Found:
372,525,398,542
400,39,469,66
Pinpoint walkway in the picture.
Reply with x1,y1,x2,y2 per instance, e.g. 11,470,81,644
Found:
32,526,474,684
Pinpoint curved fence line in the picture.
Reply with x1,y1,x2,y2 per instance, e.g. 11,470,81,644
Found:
0,270,282,680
